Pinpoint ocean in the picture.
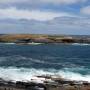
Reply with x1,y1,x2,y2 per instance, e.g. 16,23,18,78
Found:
0,43,90,82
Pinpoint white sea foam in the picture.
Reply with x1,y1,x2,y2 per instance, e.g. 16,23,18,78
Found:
0,67,53,81
0,43,15,45
72,43,90,46
0,67,90,82
57,71,90,82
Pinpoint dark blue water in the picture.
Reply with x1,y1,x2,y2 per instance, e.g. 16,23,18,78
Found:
0,43,90,81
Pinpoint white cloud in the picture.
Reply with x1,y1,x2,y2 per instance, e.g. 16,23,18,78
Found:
41,0,86,5
0,17,90,34
81,6,90,15
0,0,27,3
0,0,87,5
0,7,71,21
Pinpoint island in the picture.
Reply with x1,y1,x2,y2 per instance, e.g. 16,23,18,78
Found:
0,34,90,45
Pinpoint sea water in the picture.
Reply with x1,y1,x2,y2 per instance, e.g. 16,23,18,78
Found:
0,43,90,82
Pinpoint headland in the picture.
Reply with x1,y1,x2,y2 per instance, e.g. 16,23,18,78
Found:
0,34,90,45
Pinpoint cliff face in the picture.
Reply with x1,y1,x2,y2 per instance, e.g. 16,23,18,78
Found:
0,34,90,44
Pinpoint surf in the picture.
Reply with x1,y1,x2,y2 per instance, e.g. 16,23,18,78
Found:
0,67,90,82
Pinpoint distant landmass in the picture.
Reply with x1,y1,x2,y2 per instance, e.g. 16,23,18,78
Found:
0,34,90,44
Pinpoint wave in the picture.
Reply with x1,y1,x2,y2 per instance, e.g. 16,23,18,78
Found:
0,55,81,69
1,43,90,46
0,43,15,45
72,43,90,46
0,67,90,82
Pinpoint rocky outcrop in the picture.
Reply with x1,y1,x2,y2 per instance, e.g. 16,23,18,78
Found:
0,75,90,90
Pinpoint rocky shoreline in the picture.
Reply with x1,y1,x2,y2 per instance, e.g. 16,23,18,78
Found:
0,75,90,90
0,34,90,44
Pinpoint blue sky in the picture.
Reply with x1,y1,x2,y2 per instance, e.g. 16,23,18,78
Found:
0,0,90,35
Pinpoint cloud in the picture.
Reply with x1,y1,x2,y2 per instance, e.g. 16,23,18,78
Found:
0,0,27,3
81,6,90,15
0,1,89,35
0,0,87,5
0,17,90,35
54,17,90,27
0,7,71,21
41,0,87,5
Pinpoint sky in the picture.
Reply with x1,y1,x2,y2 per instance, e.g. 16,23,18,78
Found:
0,0,90,35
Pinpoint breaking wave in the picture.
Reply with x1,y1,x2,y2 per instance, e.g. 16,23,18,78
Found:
0,67,90,82
0,43,15,45
0,44,90,82
72,43,90,46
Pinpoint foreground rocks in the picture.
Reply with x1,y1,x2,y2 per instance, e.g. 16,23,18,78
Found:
0,75,90,90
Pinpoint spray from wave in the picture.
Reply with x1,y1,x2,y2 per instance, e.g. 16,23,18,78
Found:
0,43,15,45
0,67,90,82
72,43,90,46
